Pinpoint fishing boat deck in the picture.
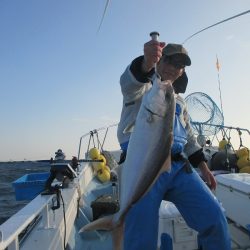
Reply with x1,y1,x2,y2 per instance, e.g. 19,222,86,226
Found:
1,149,250,250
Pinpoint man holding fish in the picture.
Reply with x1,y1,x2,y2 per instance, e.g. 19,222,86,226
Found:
80,35,231,250
117,35,231,249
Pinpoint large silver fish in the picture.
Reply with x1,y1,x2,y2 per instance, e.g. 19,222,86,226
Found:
79,75,175,249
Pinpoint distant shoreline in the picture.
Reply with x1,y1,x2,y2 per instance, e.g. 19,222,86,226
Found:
0,160,72,164
0,160,50,164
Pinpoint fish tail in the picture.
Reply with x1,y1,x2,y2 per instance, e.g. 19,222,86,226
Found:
112,220,124,250
79,215,114,233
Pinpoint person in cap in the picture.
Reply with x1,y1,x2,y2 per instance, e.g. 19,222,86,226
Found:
70,156,79,170
117,38,230,249
54,149,66,162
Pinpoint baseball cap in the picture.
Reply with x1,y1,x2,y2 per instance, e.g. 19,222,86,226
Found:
162,43,191,66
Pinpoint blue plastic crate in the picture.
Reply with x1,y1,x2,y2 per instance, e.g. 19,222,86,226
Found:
12,172,50,201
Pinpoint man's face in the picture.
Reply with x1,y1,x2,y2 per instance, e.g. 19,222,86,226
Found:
157,54,186,82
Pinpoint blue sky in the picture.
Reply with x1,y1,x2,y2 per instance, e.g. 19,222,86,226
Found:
0,0,250,161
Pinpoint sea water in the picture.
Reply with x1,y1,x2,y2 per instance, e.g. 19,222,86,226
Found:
0,161,50,225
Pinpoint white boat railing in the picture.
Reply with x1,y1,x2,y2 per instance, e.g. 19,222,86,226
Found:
0,167,89,250
0,194,54,250
191,122,250,136
77,123,118,160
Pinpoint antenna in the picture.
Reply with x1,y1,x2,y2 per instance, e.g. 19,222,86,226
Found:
216,55,224,118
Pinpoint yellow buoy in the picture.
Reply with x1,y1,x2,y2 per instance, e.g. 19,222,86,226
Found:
236,147,249,158
218,139,228,151
237,156,250,169
239,165,250,173
92,154,107,171
104,165,111,172
99,154,107,165
93,163,105,172
89,147,100,159
97,169,110,183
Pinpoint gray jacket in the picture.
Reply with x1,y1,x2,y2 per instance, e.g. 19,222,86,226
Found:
117,64,202,159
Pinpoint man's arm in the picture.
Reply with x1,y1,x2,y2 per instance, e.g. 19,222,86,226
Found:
120,39,166,99
198,161,217,190
182,100,217,189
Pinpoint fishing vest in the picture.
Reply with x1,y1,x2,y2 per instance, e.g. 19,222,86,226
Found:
171,103,187,155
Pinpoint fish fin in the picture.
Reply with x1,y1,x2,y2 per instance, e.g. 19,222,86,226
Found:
159,154,171,174
159,153,171,173
79,215,114,233
123,121,135,134
159,133,173,174
112,220,124,250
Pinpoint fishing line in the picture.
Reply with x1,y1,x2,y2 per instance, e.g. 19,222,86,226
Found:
97,0,111,33
182,10,250,44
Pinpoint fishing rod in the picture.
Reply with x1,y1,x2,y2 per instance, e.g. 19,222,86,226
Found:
182,10,250,117
182,10,250,44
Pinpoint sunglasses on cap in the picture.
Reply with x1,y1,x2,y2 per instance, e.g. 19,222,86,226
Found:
162,56,186,70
